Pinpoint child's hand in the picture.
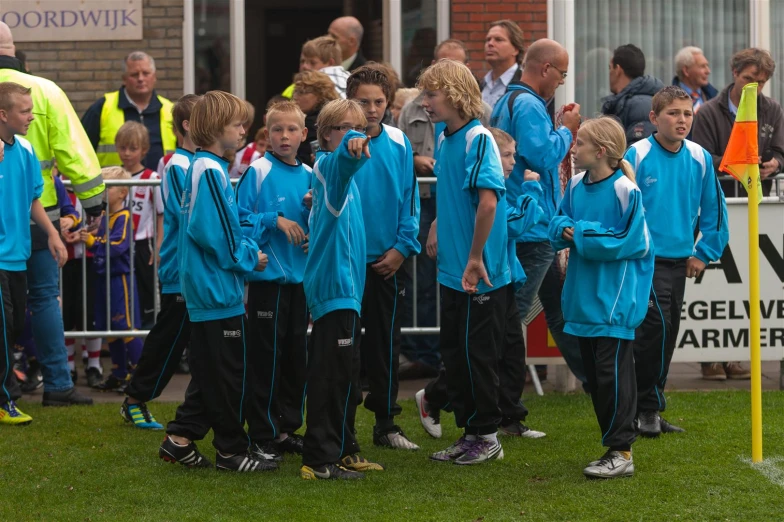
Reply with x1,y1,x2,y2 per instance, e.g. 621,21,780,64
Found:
462,257,491,294
60,216,74,232
255,251,268,272
277,217,305,245
301,235,309,254
302,190,313,210
372,248,404,280
426,221,437,260
63,229,81,244
562,227,574,242
348,136,370,159
524,169,540,182
48,232,68,268
686,256,707,278
80,229,93,243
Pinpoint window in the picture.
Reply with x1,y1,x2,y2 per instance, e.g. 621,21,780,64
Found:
193,0,231,94
401,0,438,87
771,2,784,102
573,0,750,115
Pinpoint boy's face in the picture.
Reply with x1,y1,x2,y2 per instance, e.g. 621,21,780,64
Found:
324,115,366,152
498,141,516,178
650,98,693,143
352,84,387,135
118,142,146,170
300,54,332,72
107,186,127,208
421,88,457,124
267,115,307,159
219,118,246,151
0,93,34,136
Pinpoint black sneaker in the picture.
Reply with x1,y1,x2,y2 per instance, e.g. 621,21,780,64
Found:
42,388,93,406
660,417,686,434
250,441,283,462
216,451,278,472
275,433,304,455
85,367,103,388
96,374,128,393
21,361,43,393
159,436,212,468
301,463,364,480
636,410,661,438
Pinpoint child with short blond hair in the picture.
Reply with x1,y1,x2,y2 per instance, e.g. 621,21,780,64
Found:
300,35,350,98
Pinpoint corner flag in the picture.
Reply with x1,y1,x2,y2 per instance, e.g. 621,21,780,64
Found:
719,83,763,203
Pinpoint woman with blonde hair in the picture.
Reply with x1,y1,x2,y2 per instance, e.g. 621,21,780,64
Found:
292,70,339,166
548,116,653,480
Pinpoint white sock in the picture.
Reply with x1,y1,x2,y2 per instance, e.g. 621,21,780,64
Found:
86,338,102,370
66,342,75,371
480,432,498,444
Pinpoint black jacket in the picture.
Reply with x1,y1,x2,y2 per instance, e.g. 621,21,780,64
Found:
601,75,665,144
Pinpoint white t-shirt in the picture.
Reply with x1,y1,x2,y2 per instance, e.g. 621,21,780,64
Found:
127,168,164,241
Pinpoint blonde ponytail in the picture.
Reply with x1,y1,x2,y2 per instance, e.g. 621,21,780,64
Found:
618,159,636,184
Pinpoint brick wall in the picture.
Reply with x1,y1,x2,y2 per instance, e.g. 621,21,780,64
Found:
450,0,548,80
17,0,184,116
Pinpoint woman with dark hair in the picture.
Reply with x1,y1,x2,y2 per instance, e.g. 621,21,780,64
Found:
292,70,339,166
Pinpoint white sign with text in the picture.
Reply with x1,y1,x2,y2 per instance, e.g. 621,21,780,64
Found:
0,1,142,42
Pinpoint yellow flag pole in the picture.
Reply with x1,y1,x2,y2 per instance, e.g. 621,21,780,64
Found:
749,165,762,463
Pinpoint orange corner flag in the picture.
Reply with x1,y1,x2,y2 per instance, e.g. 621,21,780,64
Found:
719,83,763,204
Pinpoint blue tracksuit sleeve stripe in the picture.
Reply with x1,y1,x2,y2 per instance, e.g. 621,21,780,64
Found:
394,140,421,258
188,168,259,274
573,186,651,262
694,153,729,264
315,130,368,214
507,181,543,241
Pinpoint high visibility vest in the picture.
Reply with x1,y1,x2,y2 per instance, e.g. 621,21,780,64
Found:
0,67,104,214
96,90,176,167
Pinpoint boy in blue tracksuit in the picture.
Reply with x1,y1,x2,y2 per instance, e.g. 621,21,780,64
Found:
123,94,200,431
300,99,380,481
549,117,654,479
160,91,275,473
346,65,421,450
237,101,312,461
0,82,67,426
489,43,586,384
80,166,143,393
418,60,510,466
417,128,547,441
625,86,729,437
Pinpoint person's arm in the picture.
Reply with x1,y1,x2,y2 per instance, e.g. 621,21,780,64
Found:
548,181,576,252
513,98,573,173
83,211,132,262
188,167,260,275
572,186,652,262
31,200,67,267
462,189,497,293
694,150,730,265
54,175,80,229
153,179,164,262
507,180,544,242
315,130,370,213
691,108,724,172
393,139,421,257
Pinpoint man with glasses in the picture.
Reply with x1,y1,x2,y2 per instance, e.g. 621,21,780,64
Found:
601,44,664,144
489,39,587,402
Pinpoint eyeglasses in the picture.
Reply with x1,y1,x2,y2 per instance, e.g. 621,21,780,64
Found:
548,63,568,79
331,125,367,133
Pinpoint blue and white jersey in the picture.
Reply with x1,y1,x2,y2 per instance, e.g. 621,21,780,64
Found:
159,148,192,294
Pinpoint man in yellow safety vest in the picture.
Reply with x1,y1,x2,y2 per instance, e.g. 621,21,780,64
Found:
81,51,176,170
0,22,104,407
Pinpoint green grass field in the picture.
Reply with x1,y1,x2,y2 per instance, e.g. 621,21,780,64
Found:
3,391,784,521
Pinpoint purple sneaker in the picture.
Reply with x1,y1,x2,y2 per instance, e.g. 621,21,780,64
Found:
454,437,504,465
429,435,474,462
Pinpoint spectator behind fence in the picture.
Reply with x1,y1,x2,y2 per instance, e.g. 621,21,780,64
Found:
115,121,163,329
292,70,339,166
0,22,100,407
601,44,664,144
300,36,351,99
328,16,367,72
0,81,68,425
80,166,143,393
480,20,526,109
230,101,262,178
391,88,419,125
81,51,176,170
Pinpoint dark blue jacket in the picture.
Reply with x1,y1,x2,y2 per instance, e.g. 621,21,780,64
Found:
601,75,665,144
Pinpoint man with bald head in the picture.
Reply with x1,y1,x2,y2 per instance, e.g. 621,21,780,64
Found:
0,22,101,407
328,16,366,72
490,38,587,391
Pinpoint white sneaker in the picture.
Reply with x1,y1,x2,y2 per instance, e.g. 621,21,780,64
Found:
415,389,441,438
583,451,634,479
499,421,546,439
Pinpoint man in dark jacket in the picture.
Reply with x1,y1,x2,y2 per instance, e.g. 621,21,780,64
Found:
328,17,367,72
672,46,718,139
692,47,783,381
601,44,664,143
